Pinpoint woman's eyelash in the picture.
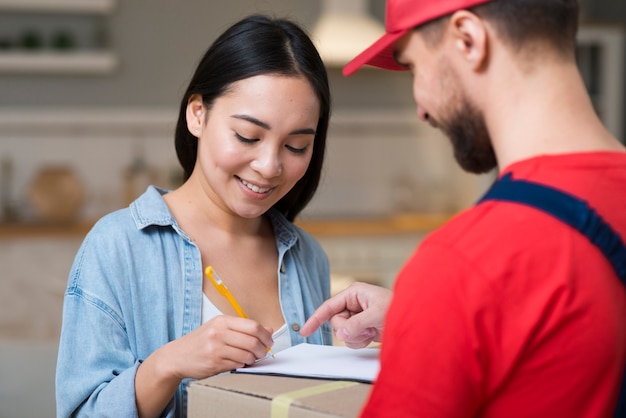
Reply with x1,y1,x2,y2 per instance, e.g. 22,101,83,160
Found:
234,132,257,143
235,131,308,154
286,145,308,154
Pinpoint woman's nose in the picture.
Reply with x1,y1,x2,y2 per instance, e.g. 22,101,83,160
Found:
250,146,283,178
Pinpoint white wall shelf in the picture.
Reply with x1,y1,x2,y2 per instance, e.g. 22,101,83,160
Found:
0,0,118,75
0,0,116,14
0,51,118,75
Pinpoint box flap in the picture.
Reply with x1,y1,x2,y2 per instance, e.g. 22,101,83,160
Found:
189,373,372,418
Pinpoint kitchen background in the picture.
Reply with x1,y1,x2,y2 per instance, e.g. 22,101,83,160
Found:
0,1,624,416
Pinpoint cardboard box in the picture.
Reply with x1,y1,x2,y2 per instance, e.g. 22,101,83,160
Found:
188,373,372,418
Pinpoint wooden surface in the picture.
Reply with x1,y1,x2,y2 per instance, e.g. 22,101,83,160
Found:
0,221,93,239
0,212,452,240
296,213,450,236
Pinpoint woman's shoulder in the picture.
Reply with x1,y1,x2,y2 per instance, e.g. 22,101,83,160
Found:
69,209,141,279
69,202,180,291
87,186,175,241
87,206,137,242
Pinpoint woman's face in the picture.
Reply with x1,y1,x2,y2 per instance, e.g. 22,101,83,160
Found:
188,74,320,219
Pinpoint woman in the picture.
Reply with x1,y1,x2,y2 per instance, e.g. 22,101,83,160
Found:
56,15,332,418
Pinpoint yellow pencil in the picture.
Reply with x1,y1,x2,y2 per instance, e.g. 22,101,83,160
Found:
205,266,274,358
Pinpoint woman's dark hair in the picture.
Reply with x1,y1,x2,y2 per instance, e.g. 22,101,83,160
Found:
174,14,331,222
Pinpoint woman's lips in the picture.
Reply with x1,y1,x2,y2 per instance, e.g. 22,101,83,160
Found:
239,177,273,194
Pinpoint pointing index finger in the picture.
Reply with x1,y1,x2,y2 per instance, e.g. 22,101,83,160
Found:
300,294,351,337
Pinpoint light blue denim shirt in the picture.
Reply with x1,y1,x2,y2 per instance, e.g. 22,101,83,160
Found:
56,186,332,417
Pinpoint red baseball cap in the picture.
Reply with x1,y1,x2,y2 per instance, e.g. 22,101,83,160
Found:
343,0,494,76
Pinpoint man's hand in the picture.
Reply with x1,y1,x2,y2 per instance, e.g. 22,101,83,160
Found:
300,282,392,349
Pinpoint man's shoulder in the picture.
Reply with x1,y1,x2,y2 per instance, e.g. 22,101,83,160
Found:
419,199,570,261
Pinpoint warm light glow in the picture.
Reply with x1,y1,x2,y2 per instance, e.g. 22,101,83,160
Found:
311,0,385,67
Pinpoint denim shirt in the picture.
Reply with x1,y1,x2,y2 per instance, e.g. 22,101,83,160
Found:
56,186,332,418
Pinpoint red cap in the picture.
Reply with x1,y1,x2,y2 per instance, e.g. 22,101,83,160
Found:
343,0,494,76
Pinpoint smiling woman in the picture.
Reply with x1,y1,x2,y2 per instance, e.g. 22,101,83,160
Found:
173,15,331,223
180,75,319,221
55,14,333,418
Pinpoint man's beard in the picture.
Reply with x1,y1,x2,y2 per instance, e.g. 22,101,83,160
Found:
442,98,497,174
434,61,497,174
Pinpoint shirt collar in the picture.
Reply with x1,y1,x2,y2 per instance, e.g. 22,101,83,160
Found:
130,186,298,249
266,209,298,249
130,186,176,230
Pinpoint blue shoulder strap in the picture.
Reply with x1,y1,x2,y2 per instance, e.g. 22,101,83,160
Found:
478,173,626,282
478,172,626,418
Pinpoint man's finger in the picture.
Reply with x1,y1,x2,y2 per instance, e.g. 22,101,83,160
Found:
300,295,350,336
300,303,338,336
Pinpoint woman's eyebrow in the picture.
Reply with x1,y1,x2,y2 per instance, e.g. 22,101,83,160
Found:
291,127,316,135
231,114,316,135
231,114,270,130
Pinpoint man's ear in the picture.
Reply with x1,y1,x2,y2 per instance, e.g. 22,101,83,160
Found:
186,94,205,137
448,10,489,72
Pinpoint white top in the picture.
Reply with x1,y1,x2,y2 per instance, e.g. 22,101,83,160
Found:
201,293,291,355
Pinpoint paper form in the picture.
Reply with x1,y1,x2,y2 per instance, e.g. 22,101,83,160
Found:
234,343,380,383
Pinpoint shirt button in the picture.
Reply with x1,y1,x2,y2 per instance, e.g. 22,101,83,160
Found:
280,264,286,273
291,323,300,332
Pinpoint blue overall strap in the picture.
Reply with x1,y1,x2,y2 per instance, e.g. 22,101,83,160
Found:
478,173,626,282
478,172,626,418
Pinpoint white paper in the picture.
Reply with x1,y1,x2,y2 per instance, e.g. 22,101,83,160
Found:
235,343,380,383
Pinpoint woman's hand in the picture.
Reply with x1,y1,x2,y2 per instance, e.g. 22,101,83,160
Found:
166,315,274,379
135,315,273,418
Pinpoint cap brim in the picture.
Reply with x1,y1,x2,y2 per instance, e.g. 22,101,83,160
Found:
342,30,408,76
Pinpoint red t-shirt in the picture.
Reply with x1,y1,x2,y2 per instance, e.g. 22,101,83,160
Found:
361,152,626,418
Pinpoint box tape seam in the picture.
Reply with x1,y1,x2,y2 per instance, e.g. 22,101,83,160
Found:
270,381,359,418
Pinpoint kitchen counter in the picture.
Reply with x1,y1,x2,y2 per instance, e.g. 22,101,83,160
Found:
0,212,452,240
0,221,93,239
297,212,450,236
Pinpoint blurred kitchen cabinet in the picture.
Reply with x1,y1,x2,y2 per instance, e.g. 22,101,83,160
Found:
298,214,449,289
320,234,423,290
0,236,82,341
577,24,625,141
0,0,118,75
